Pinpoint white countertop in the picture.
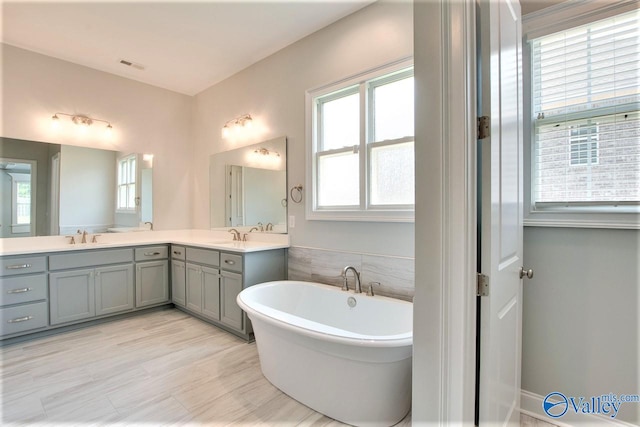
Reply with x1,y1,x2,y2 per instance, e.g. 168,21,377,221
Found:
0,229,290,257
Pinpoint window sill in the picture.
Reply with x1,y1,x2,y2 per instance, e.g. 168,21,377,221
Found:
524,212,640,230
306,209,415,223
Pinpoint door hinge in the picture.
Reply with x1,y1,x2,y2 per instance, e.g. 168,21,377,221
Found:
476,273,489,296
477,116,490,139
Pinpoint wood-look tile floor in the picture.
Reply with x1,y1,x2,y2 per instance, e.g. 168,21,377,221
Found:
1,308,412,426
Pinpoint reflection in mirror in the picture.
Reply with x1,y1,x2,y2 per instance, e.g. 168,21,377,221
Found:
0,137,153,237
0,158,37,237
210,137,287,233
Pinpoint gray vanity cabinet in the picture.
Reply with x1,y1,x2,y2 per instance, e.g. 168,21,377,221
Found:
170,246,186,307
220,270,243,330
49,249,135,325
135,250,169,308
185,247,221,320
50,269,95,325
178,247,286,340
0,255,49,337
95,264,135,316
50,264,134,324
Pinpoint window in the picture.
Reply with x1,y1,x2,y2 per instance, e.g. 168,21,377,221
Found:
9,173,31,233
117,154,137,211
531,9,640,208
308,60,414,221
569,122,599,166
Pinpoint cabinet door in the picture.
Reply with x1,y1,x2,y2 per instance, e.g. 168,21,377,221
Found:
185,263,202,313
50,269,95,325
135,260,169,308
202,266,220,321
95,264,134,316
171,260,186,308
220,270,243,331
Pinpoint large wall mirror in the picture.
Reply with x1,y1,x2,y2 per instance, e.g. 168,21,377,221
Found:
210,136,287,233
0,137,153,238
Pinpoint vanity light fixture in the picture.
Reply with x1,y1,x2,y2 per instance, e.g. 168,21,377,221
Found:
254,147,280,158
51,112,114,135
221,114,253,138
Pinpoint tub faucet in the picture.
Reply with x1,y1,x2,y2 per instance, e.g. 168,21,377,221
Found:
342,266,361,293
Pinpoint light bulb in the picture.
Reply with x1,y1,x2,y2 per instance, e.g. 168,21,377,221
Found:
105,124,113,138
244,116,253,129
222,125,230,138
51,114,60,130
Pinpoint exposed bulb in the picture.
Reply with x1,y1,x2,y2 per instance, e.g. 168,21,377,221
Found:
51,114,60,130
243,116,253,129
105,124,113,138
222,125,230,138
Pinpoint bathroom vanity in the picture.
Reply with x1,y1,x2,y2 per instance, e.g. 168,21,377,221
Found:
0,230,288,342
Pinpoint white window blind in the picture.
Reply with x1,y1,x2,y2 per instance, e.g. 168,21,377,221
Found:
531,9,640,206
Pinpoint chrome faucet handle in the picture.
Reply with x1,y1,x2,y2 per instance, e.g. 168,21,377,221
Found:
341,275,349,291
257,222,264,232
242,233,248,242
367,282,380,296
92,234,101,243
81,230,89,244
65,235,76,245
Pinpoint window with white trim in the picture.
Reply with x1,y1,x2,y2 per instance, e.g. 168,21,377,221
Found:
117,154,137,211
531,9,640,208
308,61,414,221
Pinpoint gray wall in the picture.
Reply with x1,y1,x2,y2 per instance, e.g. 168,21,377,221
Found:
522,227,639,424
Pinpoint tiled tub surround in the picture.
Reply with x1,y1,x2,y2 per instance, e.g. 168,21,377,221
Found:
288,246,415,301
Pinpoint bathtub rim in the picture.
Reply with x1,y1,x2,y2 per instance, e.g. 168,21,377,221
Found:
237,280,413,349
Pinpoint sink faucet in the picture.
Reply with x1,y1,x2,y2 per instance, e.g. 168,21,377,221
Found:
342,266,361,293
249,227,259,233
145,221,153,231
78,229,89,244
257,222,264,232
228,228,241,241
266,222,274,231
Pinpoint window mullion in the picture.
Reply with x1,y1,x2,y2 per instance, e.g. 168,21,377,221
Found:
359,82,367,211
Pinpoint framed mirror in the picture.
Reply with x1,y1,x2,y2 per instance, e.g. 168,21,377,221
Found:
0,137,153,237
210,136,287,233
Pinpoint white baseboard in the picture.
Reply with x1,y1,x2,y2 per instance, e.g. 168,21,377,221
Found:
521,390,639,427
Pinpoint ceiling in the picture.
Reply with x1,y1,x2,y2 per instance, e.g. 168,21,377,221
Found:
2,0,567,96
2,1,374,96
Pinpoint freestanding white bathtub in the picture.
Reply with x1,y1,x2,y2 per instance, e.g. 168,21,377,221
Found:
237,280,413,426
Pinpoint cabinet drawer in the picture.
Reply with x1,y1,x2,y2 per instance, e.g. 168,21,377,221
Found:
171,245,186,260
135,246,168,261
0,275,47,307
0,301,48,337
220,253,243,273
49,249,133,271
186,247,219,267
0,256,47,277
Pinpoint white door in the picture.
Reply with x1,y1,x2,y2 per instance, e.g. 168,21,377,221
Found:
478,0,525,425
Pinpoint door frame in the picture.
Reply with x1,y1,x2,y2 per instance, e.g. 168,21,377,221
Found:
413,0,478,424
